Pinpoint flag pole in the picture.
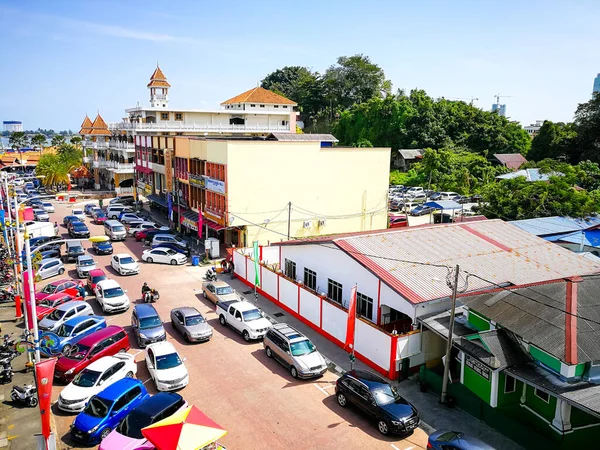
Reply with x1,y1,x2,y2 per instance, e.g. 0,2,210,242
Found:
351,283,357,370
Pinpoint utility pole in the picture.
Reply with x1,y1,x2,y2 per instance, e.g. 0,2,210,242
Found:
441,264,460,404
287,202,291,240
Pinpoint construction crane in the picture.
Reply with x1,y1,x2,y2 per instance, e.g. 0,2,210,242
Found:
494,93,513,104
449,97,479,105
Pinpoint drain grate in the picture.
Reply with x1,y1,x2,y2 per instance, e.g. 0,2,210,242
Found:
273,312,285,318
242,290,254,295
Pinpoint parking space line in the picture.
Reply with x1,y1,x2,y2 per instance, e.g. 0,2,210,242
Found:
314,384,330,396
142,378,152,385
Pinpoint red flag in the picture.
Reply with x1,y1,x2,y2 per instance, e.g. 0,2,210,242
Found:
198,209,203,239
23,271,35,331
67,183,72,192
35,358,57,442
345,286,357,351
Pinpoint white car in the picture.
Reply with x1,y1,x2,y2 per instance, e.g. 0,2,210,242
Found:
145,341,189,391
142,248,187,266
128,222,157,236
110,253,140,276
72,208,85,222
57,353,137,413
119,213,142,224
38,301,94,332
95,279,130,313
41,202,55,213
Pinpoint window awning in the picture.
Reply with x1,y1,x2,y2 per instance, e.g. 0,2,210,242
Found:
182,210,199,221
147,194,168,208
137,167,153,174
206,219,225,231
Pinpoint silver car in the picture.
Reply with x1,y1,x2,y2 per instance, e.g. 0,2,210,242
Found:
33,209,50,221
38,301,94,332
76,255,97,279
170,307,213,342
36,258,65,280
263,323,328,379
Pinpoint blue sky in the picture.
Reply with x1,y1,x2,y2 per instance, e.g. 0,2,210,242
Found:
0,0,598,131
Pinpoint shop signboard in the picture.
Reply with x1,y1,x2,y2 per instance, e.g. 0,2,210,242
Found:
204,177,225,194
164,149,173,192
137,180,146,191
145,185,153,196
465,354,490,380
188,173,205,188
180,216,198,231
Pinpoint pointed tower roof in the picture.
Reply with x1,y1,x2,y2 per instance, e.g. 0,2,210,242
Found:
79,115,93,135
221,87,297,105
88,114,111,136
147,65,171,88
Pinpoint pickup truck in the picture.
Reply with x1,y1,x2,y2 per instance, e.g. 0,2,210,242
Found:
216,300,272,342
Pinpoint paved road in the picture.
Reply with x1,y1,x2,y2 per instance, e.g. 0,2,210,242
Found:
45,201,429,450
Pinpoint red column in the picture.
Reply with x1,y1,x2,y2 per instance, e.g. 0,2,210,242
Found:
565,276,583,364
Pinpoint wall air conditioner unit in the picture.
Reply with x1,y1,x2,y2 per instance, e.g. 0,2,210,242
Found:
318,220,326,227
303,221,312,229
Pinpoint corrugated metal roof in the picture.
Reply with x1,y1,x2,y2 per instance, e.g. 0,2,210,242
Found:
423,200,462,210
496,168,563,181
398,149,424,159
267,133,338,142
332,220,600,304
493,153,528,170
511,216,600,237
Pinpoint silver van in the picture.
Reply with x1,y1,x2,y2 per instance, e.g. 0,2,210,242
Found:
263,323,328,379
105,205,131,219
104,220,127,241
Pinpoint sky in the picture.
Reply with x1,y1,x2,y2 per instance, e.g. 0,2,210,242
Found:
0,0,599,131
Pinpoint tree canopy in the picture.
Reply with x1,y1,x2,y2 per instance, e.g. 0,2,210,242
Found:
9,131,28,150
36,144,82,187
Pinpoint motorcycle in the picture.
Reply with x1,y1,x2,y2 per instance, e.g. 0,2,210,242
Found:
11,383,37,407
0,351,18,384
142,288,160,303
204,267,217,282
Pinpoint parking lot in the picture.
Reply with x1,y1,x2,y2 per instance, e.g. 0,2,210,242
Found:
45,201,429,450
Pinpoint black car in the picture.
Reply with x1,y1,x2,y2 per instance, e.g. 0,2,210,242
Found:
469,194,483,203
335,370,419,436
63,215,80,226
150,242,190,256
38,248,62,260
429,192,442,201
30,235,62,249
65,242,85,262
410,205,435,216
452,195,470,204
69,222,90,238
92,240,113,255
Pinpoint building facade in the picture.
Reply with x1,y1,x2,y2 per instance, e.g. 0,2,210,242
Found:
593,73,600,95
3,121,22,133
524,120,544,138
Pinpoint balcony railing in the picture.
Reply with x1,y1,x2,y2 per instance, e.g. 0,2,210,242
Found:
108,122,291,133
83,141,109,149
109,141,135,150
92,161,99,168
115,187,134,194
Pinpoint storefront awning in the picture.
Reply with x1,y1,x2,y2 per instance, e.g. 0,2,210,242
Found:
206,220,225,231
147,194,168,208
182,210,199,221
137,167,153,174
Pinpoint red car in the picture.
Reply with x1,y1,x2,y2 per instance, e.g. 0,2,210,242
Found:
86,269,107,292
54,326,130,383
35,279,83,303
37,288,83,308
36,305,55,322
94,212,108,224
389,215,408,228
134,228,153,242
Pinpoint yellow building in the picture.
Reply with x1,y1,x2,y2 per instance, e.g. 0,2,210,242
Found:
173,135,391,247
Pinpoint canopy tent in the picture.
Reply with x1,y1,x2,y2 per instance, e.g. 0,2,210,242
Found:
423,200,462,210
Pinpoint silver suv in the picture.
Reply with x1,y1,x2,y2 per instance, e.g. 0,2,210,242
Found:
263,323,328,379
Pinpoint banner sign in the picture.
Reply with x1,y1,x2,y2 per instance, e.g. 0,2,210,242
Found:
23,271,35,331
137,180,146,190
164,149,173,192
465,354,491,380
198,209,203,239
35,358,57,442
180,215,198,231
204,177,225,194
188,173,205,188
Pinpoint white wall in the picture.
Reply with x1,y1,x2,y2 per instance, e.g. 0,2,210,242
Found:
355,319,391,371
247,258,256,286
234,250,246,279
299,289,320,326
261,246,279,265
322,301,347,343
279,277,298,312
262,267,278,300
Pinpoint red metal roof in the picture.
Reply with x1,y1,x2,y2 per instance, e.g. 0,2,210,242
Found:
493,153,528,170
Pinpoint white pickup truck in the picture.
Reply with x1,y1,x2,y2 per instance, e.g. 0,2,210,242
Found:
216,300,273,342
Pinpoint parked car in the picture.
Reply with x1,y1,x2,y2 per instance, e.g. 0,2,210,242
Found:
36,305,56,322
389,216,408,228
405,187,424,197
38,301,94,332
86,269,107,293
410,205,436,216
216,300,272,342
438,192,460,201
91,240,113,256
105,205,133,220
110,253,139,276
142,248,187,265
202,281,239,305
35,258,65,280
427,430,495,450
35,278,83,302
33,208,50,221
150,241,190,256
93,211,108,224
30,235,62,249
84,203,97,215
429,192,442,201
72,208,86,222
41,315,106,356
35,248,62,261
76,255,96,278
170,307,212,342
151,234,189,249
63,215,80,226
137,227,172,243
145,341,189,391
131,303,166,348
41,202,55,213
95,279,130,314
453,195,470,204
38,287,82,307
263,323,327,379
65,241,86,262
69,222,91,238
110,195,135,206
70,378,149,445
57,353,137,413
128,222,157,236
335,369,420,436
118,213,142,224
98,392,186,450
54,326,130,383
469,194,483,203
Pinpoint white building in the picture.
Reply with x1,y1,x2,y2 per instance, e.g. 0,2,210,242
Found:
3,121,23,133
524,120,544,138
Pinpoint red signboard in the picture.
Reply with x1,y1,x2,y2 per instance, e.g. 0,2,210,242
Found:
35,358,57,443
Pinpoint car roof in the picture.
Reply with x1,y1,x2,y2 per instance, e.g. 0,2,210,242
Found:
148,247,177,252
96,279,121,289
72,222,87,227
147,341,176,356
88,269,106,277
173,307,200,317
78,255,94,261
134,392,182,417
77,325,124,345
231,301,259,312
41,257,62,265
63,315,100,327
86,354,127,372
344,369,389,389
56,300,86,311
272,323,306,342
211,281,231,288
114,253,132,258
135,303,159,318
97,378,144,401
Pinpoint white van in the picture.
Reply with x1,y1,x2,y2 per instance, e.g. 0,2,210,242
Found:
104,220,127,241
105,205,131,219
439,192,459,200
405,187,424,197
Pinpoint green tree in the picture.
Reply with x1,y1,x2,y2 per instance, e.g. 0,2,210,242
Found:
70,135,82,146
573,93,600,163
51,134,66,147
528,121,577,162
36,144,82,188
9,131,28,150
30,133,47,151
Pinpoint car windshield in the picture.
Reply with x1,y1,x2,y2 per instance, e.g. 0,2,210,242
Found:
73,224,87,229
73,369,101,387
47,309,66,321
139,316,161,330
43,203,52,207
113,226,125,232
117,410,152,439
290,339,317,356
120,257,135,264
79,259,94,266
83,396,112,418
185,315,205,326
435,431,461,442
372,385,405,406
216,286,233,295
66,344,90,360
69,247,84,253
41,284,57,294
104,287,124,298
55,323,74,337
92,275,106,283
156,352,182,370
242,309,262,321
95,213,106,218
73,210,83,215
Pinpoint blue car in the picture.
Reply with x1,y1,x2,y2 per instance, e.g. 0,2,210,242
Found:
63,215,80,226
84,203,97,216
40,315,106,356
428,431,495,450
70,378,149,444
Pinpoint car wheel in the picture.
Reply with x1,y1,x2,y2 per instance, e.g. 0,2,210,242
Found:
337,393,348,407
242,330,250,342
118,348,126,353
265,347,273,358
100,427,111,440
290,366,298,379
62,344,71,355
126,371,134,378
170,259,177,265
202,291,207,298
219,315,226,326
58,268,65,275
146,257,153,263
377,420,390,435
184,333,191,342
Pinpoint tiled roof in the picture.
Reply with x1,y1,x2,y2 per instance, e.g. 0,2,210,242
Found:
88,114,111,136
398,149,424,159
79,116,93,135
457,329,529,369
147,66,170,88
267,133,338,142
496,168,563,181
221,87,296,105
510,216,600,237
493,153,528,170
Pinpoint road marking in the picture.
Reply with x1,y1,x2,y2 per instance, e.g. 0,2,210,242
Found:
314,384,330,396
131,350,143,357
142,378,153,385
6,425,13,431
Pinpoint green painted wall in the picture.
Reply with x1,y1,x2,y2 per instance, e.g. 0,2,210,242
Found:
524,385,556,422
467,310,491,331
529,345,561,373
574,363,586,377
464,363,492,403
497,372,523,407
570,404,600,427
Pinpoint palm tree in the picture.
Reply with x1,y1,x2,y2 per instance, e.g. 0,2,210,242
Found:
70,136,82,147
51,134,66,147
30,133,47,152
36,145,83,190
9,131,28,150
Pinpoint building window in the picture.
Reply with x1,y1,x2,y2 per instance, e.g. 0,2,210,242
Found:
283,105,288,108
504,375,516,394
328,279,343,304
260,104,265,108
357,292,374,320
284,259,296,280
175,113,183,121
274,105,279,108
250,104,256,107
161,112,169,120
534,388,550,403
304,268,317,291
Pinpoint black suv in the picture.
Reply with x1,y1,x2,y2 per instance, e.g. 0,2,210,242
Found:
335,370,419,436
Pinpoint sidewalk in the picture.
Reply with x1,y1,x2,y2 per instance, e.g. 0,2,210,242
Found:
225,274,524,450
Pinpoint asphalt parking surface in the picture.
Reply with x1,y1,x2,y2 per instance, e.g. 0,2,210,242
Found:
44,200,428,450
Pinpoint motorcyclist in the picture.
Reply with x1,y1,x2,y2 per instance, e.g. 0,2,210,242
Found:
141,282,152,302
